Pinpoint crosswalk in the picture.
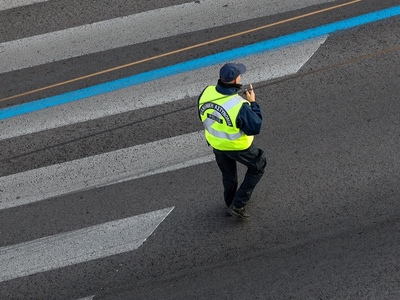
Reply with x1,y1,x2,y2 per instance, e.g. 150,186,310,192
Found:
0,207,174,283
0,0,334,74
2,0,397,298
0,37,327,137
0,0,330,291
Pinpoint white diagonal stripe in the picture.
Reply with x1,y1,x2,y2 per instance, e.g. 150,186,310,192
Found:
0,207,174,283
0,131,212,210
0,0,334,73
0,36,327,140
0,0,48,11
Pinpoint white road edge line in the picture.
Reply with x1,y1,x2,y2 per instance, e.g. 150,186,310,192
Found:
0,207,174,283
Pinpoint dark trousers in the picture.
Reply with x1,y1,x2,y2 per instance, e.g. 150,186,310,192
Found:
213,144,266,208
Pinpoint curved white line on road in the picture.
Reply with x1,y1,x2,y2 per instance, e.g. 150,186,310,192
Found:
0,0,334,73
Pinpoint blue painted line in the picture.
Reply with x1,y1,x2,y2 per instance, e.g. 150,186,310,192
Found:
1,5,399,121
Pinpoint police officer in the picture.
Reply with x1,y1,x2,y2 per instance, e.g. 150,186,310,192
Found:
198,62,266,219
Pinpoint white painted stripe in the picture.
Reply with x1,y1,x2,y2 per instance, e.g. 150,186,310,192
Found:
0,131,212,210
0,207,174,283
0,0,48,11
76,297,94,300
0,36,327,140
0,0,334,73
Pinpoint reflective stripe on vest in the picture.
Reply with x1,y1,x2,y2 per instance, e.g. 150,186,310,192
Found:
198,86,254,151
203,117,243,140
202,95,244,140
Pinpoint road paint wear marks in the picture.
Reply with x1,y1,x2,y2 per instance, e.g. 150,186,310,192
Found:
0,37,327,140
1,5,399,121
0,207,174,283
0,0,335,73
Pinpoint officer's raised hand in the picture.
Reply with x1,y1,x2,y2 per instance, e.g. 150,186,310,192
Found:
245,84,256,102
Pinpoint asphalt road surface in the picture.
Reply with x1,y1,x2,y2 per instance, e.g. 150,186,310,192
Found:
0,0,399,299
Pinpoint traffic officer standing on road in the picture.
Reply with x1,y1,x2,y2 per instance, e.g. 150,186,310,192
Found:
198,62,266,219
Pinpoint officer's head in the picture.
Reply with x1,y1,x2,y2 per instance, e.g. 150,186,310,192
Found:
219,63,247,84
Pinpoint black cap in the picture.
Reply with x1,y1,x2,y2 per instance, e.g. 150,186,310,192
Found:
219,63,247,82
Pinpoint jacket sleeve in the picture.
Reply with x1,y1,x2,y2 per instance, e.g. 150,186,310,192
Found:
236,102,263,135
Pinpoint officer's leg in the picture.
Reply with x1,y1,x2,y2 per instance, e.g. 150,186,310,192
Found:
229,145,266,208
213,149,238,207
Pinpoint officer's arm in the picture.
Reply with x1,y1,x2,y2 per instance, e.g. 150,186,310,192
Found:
236,102,263,135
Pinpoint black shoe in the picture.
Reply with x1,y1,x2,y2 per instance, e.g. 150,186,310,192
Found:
227,205,250,219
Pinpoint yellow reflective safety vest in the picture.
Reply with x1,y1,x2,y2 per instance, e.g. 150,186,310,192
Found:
198,86,254,151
